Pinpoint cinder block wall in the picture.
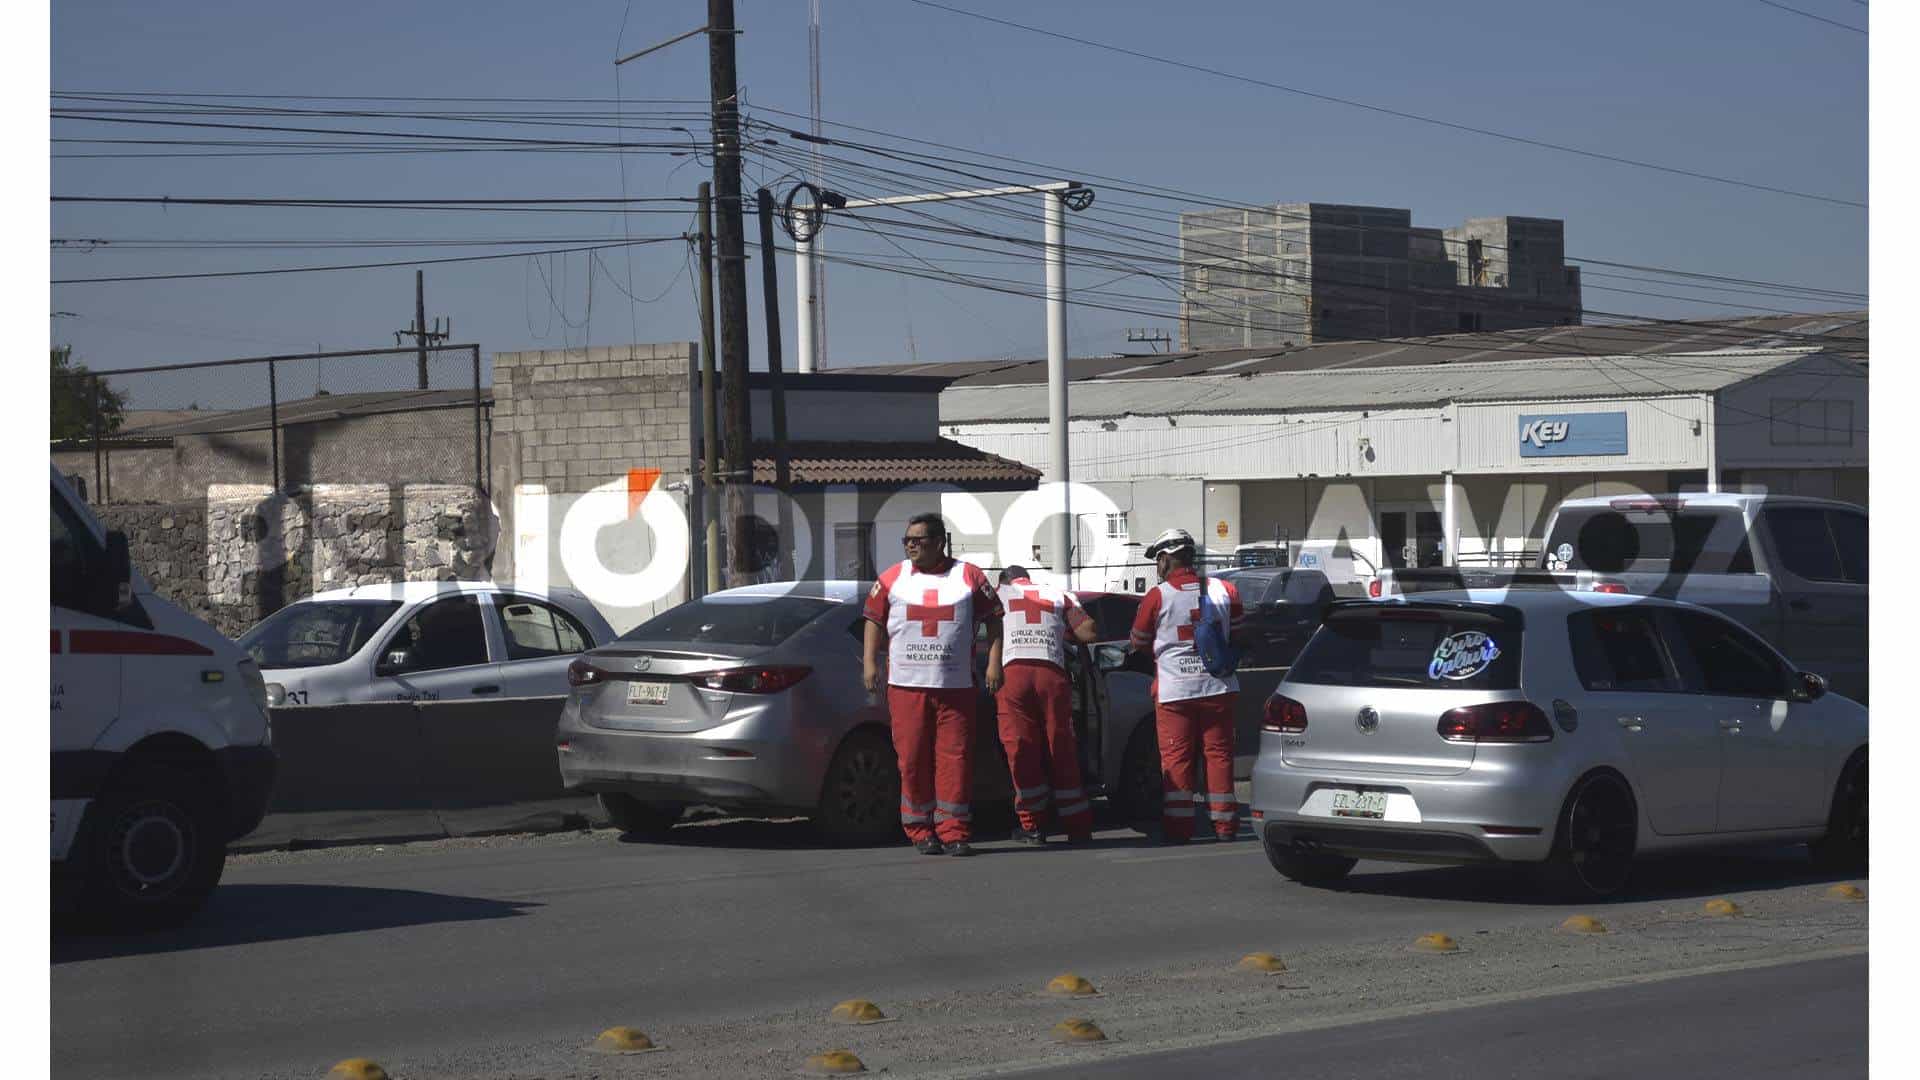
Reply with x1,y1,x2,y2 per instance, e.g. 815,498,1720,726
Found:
490,343,694,495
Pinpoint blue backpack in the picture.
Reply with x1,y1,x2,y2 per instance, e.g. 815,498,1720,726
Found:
1193,582,1243,678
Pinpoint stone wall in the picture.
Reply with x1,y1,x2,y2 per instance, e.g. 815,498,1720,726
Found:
102,484,496,639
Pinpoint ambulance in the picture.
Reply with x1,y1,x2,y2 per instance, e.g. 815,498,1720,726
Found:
50,465,276,929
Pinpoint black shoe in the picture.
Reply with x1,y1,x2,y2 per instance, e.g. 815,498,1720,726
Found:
944,841,976,857
1015,829,1047,847
915,837,945,855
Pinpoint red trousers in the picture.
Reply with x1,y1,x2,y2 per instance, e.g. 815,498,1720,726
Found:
996,660,1094,840
1156,693,1238,840
887,685,976,844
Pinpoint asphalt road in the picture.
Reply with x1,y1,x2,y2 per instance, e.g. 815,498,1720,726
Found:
1008,954,1867,1080
50,820,1869,1080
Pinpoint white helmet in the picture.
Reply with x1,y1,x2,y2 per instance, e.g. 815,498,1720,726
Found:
1143,527,1197,560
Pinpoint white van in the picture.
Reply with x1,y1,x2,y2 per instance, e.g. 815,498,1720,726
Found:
51,465,276,929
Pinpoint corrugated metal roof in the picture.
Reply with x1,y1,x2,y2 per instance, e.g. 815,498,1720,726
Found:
750,438,1039,488
848,311,1868,388
940,347,1863,423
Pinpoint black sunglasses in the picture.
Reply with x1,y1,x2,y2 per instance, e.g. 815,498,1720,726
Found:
902,534,941,546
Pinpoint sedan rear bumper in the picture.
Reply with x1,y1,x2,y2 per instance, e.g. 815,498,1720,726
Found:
555,698,835,814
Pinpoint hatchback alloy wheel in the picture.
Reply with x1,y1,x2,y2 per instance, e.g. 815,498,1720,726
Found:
1555,774,1637,898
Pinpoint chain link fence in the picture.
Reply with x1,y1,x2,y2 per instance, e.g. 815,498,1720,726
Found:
51,345,496,637
51,344,488,505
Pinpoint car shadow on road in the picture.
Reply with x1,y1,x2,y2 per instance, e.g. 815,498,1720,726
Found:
51,883,540,963
614,814,1153,853
1318,847,1860,906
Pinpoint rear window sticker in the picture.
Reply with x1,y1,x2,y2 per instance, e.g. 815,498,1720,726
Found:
1429,631,1502,681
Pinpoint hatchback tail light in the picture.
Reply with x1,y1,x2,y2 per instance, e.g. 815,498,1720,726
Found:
1368,578,1382,598
1590,580,1630,594
567,658,612,687
1263,693,1308,733
1437,701,1554,743
700,666,812,694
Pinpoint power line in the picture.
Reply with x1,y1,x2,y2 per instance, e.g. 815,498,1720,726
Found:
746,140,1866,348
1751,0,1867,33
51,237,685,284
738,109,1865,303
900,0,1865,209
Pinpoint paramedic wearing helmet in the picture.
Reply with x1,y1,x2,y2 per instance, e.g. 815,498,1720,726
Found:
1128,528,1248,844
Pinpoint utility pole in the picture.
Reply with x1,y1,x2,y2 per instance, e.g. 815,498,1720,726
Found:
709,0,755,585
394,269,450,389
697,183,722,595
757,188,794,579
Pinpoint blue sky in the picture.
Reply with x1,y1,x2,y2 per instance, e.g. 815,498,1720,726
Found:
49,0,1867,390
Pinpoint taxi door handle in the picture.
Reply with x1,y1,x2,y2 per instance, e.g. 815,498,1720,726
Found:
1617,716,1644,732
1719,717,1743,731
471,684,501,695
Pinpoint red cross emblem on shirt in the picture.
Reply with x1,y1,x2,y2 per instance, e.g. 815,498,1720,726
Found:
1176,605,1203,642
1008,588,1057,624
905,589,957,636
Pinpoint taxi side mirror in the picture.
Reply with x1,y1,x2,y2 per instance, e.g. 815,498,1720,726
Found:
1789,671,1828,703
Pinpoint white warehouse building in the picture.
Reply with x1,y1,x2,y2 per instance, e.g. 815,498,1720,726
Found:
857,313,1867,590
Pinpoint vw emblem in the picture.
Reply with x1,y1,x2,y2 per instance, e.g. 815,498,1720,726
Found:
1356,706,1380,734
635,656,652,671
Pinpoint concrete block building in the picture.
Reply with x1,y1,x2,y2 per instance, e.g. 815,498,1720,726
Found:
1179,202,1582,350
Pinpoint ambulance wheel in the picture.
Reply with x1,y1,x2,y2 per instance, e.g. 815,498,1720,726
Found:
75,761,227,931
600,794,683,838
1115,719,1163,832
816,729,903,846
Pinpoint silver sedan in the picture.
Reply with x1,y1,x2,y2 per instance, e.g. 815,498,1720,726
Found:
1250,588,1867,898
555,581,1155,842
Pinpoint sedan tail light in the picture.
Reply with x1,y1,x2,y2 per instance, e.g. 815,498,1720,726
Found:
1262,693,1308,733
1437,701,1554,743
567,658,613,687
1590,580,1630,595
1367,578,1382,598
700,666,812,694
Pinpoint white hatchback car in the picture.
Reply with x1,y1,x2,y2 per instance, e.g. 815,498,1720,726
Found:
1251,587,1867,898
238,582,615,706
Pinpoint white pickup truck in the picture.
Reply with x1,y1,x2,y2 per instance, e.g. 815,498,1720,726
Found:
1371,493,1867,702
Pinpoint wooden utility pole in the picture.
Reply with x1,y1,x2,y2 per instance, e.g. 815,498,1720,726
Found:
697,182,722,595
414,270,428,388
756,188,794,579
709,0,754,585
394,269,449,389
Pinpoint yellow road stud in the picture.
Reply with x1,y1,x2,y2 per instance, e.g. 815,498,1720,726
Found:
1237,952,1287,973
804,1048,868,1075
591,1026,659,1054
1047,973,1099,996
830,999,888,1024
1703,898,1743,917
1826,883,1865,902
1053,1018,1108,1043
326,1061,389,1080
1560,915,1608,934
1413,932,1460,953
